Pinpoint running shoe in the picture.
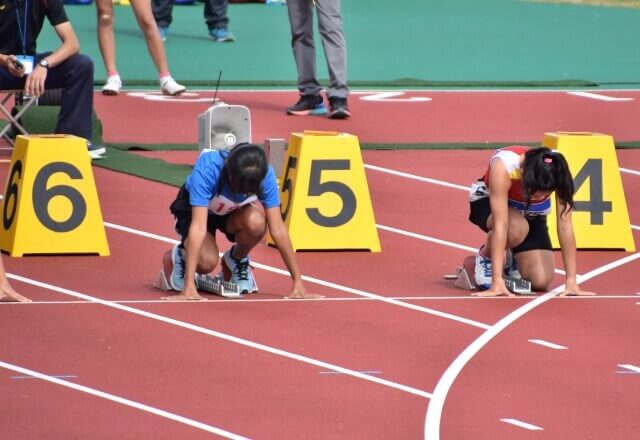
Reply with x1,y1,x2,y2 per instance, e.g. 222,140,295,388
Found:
328,96,351,119
162,244,186,291
504,249,522,279
160,77,186,96
220,245,258,294
286,94,326,116
474,247,492,290
101,75,122,96
209,28,236,42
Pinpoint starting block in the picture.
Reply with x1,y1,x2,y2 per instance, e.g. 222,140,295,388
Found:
444,256,533,295
153,271,242,299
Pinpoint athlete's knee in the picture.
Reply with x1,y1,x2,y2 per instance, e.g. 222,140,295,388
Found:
507,216,529,248
529,271,554,292
98,12,114,27
243,208,267,239
197,254,219,274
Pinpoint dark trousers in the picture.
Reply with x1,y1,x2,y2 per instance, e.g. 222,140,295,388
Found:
0,52,94,141
153,0,229,30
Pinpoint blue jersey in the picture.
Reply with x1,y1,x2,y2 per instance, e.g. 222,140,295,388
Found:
185,149,280,215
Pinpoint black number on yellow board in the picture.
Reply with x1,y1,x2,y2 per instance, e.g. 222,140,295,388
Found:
32,162,87,232
572,158,612,225
306,159,356,227
280,156,297,221
2,160,23,230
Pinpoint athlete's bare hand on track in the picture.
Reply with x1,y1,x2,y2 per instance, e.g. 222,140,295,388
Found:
0,281,31,302
162,293,207,301
558,288,596,296
285,291,325,300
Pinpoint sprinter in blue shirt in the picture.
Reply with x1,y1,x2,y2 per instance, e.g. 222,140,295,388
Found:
161,143,320,300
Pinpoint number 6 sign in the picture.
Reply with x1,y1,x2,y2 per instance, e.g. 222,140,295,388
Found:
269,131,381,252
0,135,110,256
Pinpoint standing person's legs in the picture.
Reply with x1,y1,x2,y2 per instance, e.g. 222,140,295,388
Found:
315,0,348,98
152,0,175,29
96,0,118,74
204,0,235,41
130,0,170,74
42,53,95,142
287,0,321,96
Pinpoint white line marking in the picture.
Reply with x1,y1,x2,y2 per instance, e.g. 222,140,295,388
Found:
5,273,432,399
0,360,249,439
359,92,431,103
500,418,543,430
2,294,636,307
364,164,469,191
617,364,640,373
631,224,639,231
567,91,633,102
320,370,382,376
620,167,640,177
528,339,568,350
424,250,640,440
12,374,77,380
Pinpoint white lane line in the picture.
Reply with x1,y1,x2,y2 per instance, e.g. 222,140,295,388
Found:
500,418,544,431
528,339,568,350
101,223,491,330
0,360,249,440
620,167,640,177
3,294,636,307
12,374,78,380
617,364,640,374
364,164,469,191
631,224,640,231
359,92,432,102
567,91,633,102
6,273,432,400
424,250,640,440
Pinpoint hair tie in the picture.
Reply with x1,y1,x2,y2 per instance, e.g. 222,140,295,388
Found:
544,157,553,164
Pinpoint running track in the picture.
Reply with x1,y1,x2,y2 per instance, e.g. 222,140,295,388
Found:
1,90,639,439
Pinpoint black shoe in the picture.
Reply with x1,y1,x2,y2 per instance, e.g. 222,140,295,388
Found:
286,94,327,116
328,96,351,119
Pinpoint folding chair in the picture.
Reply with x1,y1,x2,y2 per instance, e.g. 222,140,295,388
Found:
0,91,38,146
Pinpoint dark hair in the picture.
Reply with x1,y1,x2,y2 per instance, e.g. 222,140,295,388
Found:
521,147,574,217
216,143,268,196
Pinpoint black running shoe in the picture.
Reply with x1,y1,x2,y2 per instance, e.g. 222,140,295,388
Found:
286,94,327,116
328,96,351,119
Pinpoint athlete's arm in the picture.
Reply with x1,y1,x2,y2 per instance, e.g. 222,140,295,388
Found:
265,206,322,299
556,200,595,296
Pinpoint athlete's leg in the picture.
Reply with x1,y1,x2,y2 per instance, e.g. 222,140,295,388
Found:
514,249,555,291
96,0,118,74
130,0,170,74
225,204,268,259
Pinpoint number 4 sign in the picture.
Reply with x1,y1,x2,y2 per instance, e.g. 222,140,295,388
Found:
268,131,381,252
543,132,635,251
0,135,110,256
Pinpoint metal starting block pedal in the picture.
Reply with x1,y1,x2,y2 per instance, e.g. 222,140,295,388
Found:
444,266,476,290
154,270,172,291
503,276,533,295
195,273,242,298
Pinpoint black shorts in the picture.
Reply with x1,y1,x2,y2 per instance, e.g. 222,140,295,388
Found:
169,185,235,243
468,196,552,254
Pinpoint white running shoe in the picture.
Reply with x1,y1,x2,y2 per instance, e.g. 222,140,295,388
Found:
160,77,186,96
102,76,122,96
504,249,522,279
474,248,492,290
220,246,258,294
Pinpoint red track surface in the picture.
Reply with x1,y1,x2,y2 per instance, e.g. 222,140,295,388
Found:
1,91,639,439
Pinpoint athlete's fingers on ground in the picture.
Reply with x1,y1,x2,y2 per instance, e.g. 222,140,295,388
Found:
162,294,207,301
471,290,514,297
284,293,325,300
0,293,31,303
559,290,596,297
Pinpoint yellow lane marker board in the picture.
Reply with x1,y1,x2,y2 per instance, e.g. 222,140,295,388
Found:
542,132,635,251
0,135,110,256
268,131,381,252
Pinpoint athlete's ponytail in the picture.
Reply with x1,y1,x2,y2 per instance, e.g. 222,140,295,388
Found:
521,147,574,217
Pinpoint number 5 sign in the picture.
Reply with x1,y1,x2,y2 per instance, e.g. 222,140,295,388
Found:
269,131,381,252
0,135,110,256
543,132,635,251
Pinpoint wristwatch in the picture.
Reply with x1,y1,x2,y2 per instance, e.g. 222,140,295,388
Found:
38,59,49,69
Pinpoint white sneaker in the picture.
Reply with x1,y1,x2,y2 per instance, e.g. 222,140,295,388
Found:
474,248,492,290
160,77,186,96
101,76,122,96
504,249,522,279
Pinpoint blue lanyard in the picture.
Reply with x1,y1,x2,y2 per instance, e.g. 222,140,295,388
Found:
15,0,29,54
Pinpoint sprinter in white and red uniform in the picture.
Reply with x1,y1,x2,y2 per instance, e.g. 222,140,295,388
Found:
468,146,594,297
